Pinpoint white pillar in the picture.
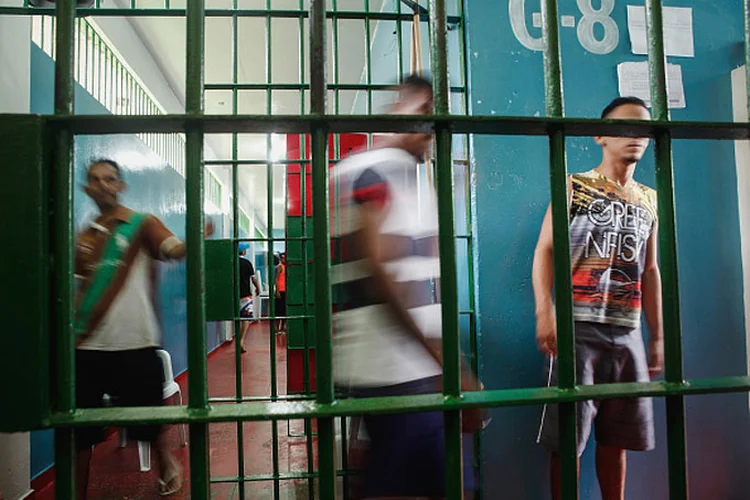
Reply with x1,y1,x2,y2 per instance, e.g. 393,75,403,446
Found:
0,433,32,500
0,12,30,113
731,66,750,392
0,9,33,500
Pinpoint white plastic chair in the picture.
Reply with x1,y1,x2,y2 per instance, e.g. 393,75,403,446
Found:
117,348,187,472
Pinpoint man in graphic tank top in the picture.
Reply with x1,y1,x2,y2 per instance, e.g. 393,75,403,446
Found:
533,97,665,500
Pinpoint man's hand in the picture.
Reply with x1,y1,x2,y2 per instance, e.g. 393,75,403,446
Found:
648,337,664,378
275,290,281,299
205,218,215,238
536,308,557,356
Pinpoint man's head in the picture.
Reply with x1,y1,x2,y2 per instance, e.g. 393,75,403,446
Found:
595,96,651,164
389,74,434,160
280,252,287,265
84,159,125,211
239,242,250,256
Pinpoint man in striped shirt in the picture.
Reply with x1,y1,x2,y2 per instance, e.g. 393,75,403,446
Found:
331,75,477,498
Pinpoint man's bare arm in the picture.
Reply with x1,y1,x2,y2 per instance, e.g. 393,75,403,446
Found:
642,221,664,376
531,205,557,355
161,219,215,260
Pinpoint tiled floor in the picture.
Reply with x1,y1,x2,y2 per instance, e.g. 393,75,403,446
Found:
35,323,321,500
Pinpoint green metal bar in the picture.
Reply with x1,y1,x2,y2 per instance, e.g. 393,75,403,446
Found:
647,0,684,450
298,2,315,495
364,0,373,115
230,2,246,493
332,0,340,117
264,5,280,499
75,20,81,83
645,1,688,498
185,0,209,495
51,14,56,57
2,6,462,22
53,0,77,496
209,469,362,483
330,16,342,497
205,159,312,165
397,0,404,78
204,82,465,92
299,0,313,400
108,47,114,111
745,0,750,117
540,0,578,498
429,1,463,498
646,1,670,121
84,22,91,90
454,0,481,491
97,38,102,101
49,114,750,139
310,0,336,497
209,394,317,403
40,16,45,59
46,376,750,427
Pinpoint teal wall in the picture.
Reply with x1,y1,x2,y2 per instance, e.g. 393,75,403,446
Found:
465,1,749,498
29,44,225,480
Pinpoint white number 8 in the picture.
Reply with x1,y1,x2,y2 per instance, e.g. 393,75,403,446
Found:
577,0,619,55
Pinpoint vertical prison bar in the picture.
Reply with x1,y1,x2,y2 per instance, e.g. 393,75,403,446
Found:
229,2,246,492
53,0,77,496
540,0,578,498
298,3,316,491
185,0,210,496
263,6,282,497
429,0,463,497
746,0,750,118
310,1,337,499
645,1,688,498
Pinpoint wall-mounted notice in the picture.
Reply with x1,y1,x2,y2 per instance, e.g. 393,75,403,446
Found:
627,5,694,58
617,61,686,109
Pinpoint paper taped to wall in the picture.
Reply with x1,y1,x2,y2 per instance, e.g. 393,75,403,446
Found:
627,5,694,58
617,61,686,109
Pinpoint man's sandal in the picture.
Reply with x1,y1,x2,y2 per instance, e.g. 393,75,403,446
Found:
158,463,183,496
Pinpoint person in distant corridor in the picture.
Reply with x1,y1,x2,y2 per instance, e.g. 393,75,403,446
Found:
331,75,479,499
533,97,665,500
74,159,214,498
238,242,262,352
275,252,287,334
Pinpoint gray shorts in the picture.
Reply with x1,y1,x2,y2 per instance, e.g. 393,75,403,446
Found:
538,321,655,456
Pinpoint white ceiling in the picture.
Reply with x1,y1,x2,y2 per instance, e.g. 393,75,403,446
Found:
113,0,394,230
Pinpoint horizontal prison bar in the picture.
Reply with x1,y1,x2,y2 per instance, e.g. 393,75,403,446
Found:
204,83,465,93
29,114,750,139
209,394,317,403
0,6,460,23
45,375,750,428
203,236,472,242
210,469,361,484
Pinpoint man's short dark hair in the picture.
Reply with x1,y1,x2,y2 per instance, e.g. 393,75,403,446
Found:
88,158,123,180
601,96,649,119
400,74,432,92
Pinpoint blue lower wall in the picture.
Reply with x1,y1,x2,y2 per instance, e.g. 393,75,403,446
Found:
29,44,224,480
465,1,749,498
